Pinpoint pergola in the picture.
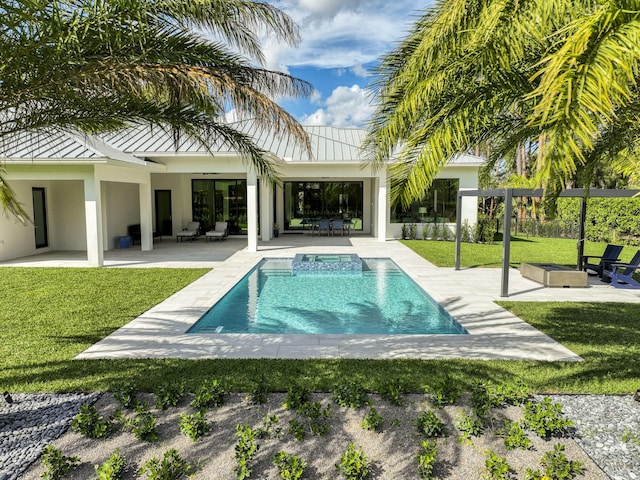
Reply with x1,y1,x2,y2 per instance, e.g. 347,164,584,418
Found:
454,188,640,297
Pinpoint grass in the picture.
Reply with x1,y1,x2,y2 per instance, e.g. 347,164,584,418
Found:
403,235,639,268
1,257,638,395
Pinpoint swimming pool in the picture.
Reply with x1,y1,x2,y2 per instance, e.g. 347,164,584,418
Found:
187,257,467,335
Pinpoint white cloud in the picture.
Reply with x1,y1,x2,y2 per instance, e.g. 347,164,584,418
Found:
300,84,375,128
265,0,424,71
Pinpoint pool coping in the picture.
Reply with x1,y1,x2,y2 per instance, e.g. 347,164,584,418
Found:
75,239,585,361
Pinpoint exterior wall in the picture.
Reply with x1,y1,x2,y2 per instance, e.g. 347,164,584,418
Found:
104,182,140,249
48,180,86,251
386,165,480,239
0,180,39,261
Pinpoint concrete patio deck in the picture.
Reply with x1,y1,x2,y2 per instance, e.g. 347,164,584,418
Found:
4,235,639,361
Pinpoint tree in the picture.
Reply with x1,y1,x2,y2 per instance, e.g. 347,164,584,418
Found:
364,0,640,209
0,0,312,219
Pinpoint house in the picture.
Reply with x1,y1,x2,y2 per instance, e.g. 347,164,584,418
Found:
0,122,483,266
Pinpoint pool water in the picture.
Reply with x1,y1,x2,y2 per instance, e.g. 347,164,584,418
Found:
188,258,467,335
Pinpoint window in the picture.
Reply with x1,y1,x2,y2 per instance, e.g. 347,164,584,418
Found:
390,179,459,223
283,181,363,231
191,179,254,235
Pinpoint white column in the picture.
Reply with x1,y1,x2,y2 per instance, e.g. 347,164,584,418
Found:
139,177,153,251
260,178,272,241
84,175,104,266
247,169,258,252
377,171,387,242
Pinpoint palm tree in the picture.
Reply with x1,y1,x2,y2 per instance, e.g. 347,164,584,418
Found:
0,0,312,219
364,0,640,209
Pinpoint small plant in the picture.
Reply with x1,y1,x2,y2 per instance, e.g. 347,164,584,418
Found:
497,420,532,451
415,410,446,438
428,383,461,408
431,222,441,241
40,445,80,480
523,397,573,439
257,414,283,439
179,409,210,442
483,450,512,480
288,419,305,441
154,382,186,410
71,403,114,439
381,378,405,406
332,381,370,409
336,442,370,480
127,402,158,442
421,223,431,240
461,219,472,242
138,448,191,480
297,401,332,436
283,381,310,410
622,428,640,447
441,224,451,241
112,381,137,409
95,449,127,480
360,407,384,432
416,439,437,480
456,413,484,444
401,223,409,239
246,377,270,405
235,423,259,480
273,451,307,480
191,379,227,410
409,223,418,240
540,444,584,479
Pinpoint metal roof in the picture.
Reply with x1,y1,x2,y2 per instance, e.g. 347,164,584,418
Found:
1,119,484,167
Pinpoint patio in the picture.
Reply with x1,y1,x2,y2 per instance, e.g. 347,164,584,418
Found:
3,235,639,361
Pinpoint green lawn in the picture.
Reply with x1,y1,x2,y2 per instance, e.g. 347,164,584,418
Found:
403,235,639,268
1,262,638,395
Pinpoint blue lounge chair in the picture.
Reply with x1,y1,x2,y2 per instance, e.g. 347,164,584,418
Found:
603,250,640,289
581,244,623,277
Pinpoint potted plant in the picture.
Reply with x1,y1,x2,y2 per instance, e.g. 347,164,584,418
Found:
273,223,280,238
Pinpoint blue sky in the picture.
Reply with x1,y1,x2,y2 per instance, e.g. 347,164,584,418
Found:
259,0,432,128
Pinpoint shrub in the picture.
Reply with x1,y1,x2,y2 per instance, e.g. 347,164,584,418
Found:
457,413,484,444
127,402,158,442
71,403,114,439
95,449,127,480
497,420,532,451
297,401,332,436
283,382,310,411
360,407,384,432
154,382,186,410
415,411,446,438
273,451,307,480
246,377,270,405
191,379,226,410
525,444,585,480
179,410,210,442
40,445,80,480
483,450,511,480
416,439,437,480
523,398,573,439
112,381,137,409
235,424,259,480
381,378,405,406
428,383,461,408
336,442,370,480
256,414,283,439
138,449,191,480
332,381,370,409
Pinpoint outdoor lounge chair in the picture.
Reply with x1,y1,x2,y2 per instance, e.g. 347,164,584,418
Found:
176,221,200,242
331,219,344,236
603,249,640,289
205,221,228,242
581,244,623,277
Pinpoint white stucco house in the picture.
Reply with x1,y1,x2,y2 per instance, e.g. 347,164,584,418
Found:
0,122,483,266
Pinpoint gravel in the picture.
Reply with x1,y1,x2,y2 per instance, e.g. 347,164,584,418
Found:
0,392,99,480
3,391,639,479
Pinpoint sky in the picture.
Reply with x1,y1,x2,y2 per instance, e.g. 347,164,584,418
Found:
257,0,432,129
